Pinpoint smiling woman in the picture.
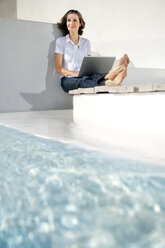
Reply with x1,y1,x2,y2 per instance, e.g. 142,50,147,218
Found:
54,9,130,92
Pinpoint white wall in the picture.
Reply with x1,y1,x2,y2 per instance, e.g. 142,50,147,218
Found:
73,93,165,165
16,0,165,69
0,18,72,112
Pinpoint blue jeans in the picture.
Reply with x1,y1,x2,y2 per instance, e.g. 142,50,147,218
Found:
61,73,106,92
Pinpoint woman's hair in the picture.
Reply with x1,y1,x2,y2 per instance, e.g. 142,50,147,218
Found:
57,9,85,36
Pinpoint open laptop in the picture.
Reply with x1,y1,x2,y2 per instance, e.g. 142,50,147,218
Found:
77,56,116,77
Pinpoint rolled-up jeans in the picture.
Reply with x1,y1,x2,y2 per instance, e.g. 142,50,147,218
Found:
61,73,106,92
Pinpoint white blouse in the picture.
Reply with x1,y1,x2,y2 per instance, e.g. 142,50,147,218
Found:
54,34,91,73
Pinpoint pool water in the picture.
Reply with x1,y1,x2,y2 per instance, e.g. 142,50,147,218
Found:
0,125,165,248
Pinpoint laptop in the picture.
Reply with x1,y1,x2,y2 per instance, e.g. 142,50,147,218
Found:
77,56,116,77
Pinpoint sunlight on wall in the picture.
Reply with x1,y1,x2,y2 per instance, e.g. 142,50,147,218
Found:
16,0,165,68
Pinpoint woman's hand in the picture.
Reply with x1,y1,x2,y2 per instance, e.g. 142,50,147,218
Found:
72,71,79,76
55,54,79,77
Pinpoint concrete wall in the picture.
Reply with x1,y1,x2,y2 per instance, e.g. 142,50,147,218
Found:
0,18,72,113
1,1,165,113
73,92,165,165
0,0,17,19
16,0,165,69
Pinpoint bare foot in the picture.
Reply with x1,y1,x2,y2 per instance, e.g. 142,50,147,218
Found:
105,67,127,86
105,54,130,80
117,54,130,66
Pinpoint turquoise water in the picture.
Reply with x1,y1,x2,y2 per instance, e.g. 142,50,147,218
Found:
0,125,165,248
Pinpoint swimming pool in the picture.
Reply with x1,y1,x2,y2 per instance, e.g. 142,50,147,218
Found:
0,125,165,248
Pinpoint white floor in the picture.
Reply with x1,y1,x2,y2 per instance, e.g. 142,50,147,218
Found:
0,109,165,166
0,110,76,143
0,109,99,150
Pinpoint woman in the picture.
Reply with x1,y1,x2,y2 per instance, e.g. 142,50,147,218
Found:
55,9,130,92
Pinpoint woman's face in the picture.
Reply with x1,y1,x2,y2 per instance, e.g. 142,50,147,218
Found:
66,13,81,34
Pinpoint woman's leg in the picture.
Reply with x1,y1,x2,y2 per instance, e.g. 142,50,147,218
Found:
61,54,130,92
105,67,127,86
61,73,106,92
104,54,130,81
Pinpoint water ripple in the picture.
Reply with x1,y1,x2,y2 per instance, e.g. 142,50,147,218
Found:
0,125,165,248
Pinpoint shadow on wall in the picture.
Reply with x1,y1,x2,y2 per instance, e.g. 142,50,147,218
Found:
20,22,165,109
21,24,72,111
123,67,165,85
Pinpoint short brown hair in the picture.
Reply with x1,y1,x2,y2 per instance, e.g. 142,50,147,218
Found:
57,9,85,36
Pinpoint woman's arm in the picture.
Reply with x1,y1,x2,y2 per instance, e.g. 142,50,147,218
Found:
55,54,78,77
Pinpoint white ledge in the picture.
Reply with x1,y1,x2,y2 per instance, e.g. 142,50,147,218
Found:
69,82,165,95
72,85,165,165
